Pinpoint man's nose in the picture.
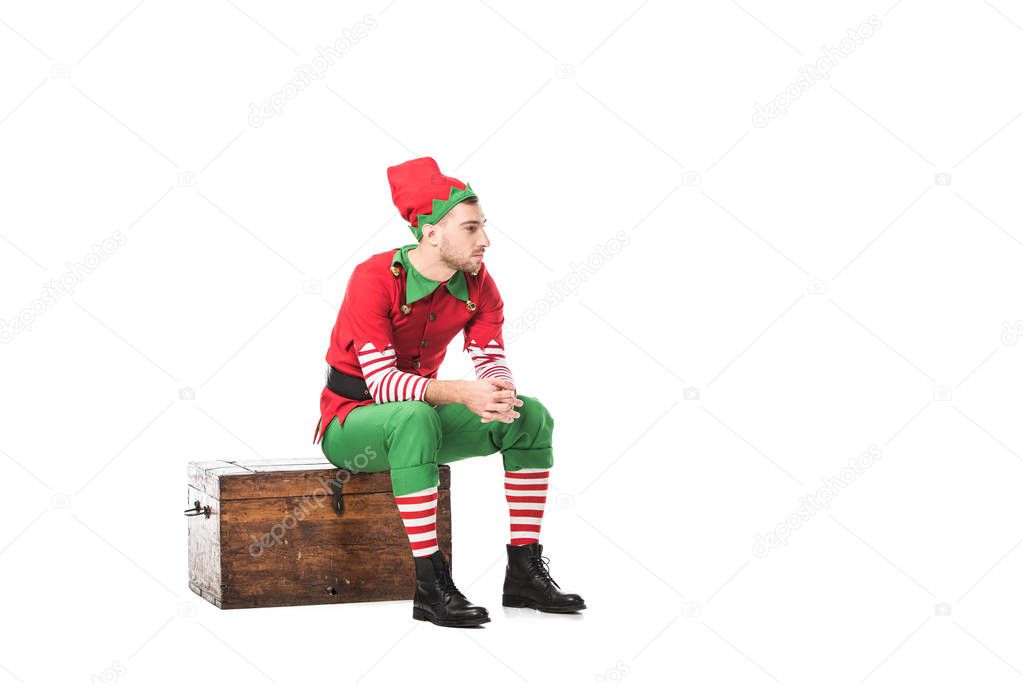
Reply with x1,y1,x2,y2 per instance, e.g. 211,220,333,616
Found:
477,229,491,247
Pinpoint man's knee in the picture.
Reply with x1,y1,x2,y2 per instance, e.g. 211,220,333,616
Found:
516,394,553,431
501,394,554,470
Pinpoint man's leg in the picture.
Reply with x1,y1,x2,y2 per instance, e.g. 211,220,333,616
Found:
320,401,489,626
435,394,554,545
321,401,441,496
321,402,443,555
434,394,585,613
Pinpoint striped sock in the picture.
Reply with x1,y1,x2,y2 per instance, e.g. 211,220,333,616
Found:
395,486,439,557
505,468,550,546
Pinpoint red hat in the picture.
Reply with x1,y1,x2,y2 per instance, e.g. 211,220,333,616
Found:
387,157,477,240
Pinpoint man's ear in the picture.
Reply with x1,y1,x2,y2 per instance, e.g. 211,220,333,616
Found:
422,222,442,247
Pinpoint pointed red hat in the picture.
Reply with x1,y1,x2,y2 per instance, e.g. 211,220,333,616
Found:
387,157,477,240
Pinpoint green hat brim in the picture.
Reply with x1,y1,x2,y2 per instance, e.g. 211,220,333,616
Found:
409,183,476,240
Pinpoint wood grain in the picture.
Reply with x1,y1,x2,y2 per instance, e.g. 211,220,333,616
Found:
187,461,452,609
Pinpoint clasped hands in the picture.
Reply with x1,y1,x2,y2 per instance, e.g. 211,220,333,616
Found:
463,377,522,423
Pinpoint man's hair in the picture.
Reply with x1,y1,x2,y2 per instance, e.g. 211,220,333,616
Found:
419,196,481,242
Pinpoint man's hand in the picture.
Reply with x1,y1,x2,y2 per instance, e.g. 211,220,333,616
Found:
479,378,519,423
462,378,522,423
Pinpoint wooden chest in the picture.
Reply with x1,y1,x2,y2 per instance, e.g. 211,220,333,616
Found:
186,459,452,609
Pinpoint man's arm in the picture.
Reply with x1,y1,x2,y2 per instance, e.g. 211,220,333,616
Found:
463,269,516,390
467,339,515,386
457,269,522,422
423,379,466,406
427,376,520,423
357,342,432,403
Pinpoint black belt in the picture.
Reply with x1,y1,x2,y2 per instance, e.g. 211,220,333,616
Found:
325,366,371,400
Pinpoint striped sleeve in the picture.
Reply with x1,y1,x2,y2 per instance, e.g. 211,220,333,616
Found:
357,341,432,403
466,337,515,385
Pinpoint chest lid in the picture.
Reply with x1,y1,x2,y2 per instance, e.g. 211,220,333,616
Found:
188,459,450,501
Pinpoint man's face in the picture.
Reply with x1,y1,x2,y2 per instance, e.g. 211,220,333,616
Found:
435,200,490,273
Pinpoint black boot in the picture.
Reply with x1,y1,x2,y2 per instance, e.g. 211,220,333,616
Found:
412,550,490,627
502,543,586,613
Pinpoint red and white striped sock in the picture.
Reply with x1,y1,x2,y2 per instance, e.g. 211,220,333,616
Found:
505,468,550,546
394,486,439,557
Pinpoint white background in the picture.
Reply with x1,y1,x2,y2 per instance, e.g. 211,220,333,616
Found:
2,1,1023,681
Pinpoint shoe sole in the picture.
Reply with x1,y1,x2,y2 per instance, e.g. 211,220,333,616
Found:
502,596,587,613
412,607,491,627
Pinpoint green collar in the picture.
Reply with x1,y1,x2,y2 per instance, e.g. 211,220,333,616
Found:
392,244,470,305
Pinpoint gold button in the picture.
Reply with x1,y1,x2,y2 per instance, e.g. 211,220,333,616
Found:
390,265,400,276
420,340,427,348
466,300,476,312
413,359,420,369
400,304,411,315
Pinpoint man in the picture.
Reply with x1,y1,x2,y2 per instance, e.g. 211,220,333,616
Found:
313,156,585,627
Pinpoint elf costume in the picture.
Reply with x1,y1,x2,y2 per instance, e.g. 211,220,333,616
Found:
314,157,585,626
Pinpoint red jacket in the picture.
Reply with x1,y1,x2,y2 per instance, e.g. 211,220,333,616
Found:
314,247,506,444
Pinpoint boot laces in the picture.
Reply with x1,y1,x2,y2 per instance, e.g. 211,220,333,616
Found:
527,553,561,590
435,562,468,601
